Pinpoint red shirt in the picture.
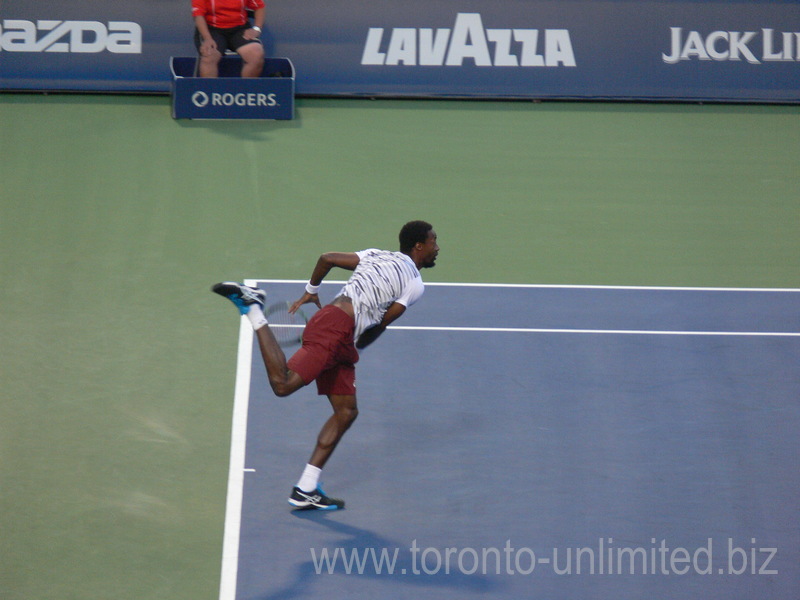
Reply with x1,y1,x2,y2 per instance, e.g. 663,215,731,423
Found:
192,0,265,29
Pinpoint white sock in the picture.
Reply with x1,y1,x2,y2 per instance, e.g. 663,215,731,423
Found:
296,464,322,492
247,305,268,330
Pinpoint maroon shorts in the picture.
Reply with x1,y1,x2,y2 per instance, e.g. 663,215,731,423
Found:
287,305,359,396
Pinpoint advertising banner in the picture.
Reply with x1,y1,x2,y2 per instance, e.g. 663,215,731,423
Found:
1,0,798,102
170,57,295,119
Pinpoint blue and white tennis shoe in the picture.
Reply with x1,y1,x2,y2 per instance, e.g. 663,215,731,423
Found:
288,485,345,511
212,282,267,315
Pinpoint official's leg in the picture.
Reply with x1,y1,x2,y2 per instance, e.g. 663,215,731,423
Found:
198,49,222,77
195,28,222,77
238,41,265,77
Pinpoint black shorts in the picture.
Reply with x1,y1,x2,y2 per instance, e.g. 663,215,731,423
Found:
194,24,261,54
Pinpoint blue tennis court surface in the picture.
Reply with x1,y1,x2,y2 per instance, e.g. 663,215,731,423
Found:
221,281,800,600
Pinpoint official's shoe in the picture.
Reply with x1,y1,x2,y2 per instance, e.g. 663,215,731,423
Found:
288,486,345,511
212,282,267,315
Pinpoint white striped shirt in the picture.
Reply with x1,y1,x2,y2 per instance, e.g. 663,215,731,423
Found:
336,249,424,340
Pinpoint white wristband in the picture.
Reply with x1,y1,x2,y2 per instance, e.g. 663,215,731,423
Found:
305,282,320,295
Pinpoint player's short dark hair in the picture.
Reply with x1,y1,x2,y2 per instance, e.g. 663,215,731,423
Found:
399,220,433,253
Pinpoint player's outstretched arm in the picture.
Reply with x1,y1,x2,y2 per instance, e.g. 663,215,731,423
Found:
289,252,360,314
356,302,406,349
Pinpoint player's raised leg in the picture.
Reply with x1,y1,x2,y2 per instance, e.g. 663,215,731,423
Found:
212,282,305,397
253,325,306,397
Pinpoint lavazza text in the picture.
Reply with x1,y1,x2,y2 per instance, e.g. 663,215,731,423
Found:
361,13,576,67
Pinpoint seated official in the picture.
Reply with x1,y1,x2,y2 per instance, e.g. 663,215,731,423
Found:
192,0,266,78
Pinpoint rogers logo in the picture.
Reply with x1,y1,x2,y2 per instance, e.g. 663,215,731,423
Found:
191,92,279,108
192,91,210,107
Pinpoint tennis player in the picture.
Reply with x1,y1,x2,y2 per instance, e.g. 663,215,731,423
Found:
213,221,439,510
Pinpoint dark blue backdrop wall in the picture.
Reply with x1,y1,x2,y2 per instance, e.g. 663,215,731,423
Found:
1,0,798,101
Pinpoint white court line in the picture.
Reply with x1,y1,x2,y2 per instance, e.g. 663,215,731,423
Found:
253,279,800,337
236,322,800,338
423,282,800,292
218,281,257,600
252,279,800,293
389,325,800,337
